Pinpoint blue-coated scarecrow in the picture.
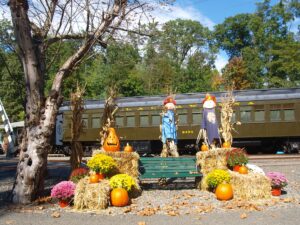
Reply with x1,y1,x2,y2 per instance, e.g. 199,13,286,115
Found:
161,96,179,157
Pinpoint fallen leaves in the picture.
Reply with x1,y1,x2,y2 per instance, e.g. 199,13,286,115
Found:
240,213,247,219
51,211,61,218
5,220,15,225
137,207,159,216
222,199,262,211
166,210,179,216
35,196,52,204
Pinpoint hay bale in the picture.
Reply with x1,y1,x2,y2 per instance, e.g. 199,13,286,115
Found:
90,151,140,178
229,170,271,200
74,177,111,210
196,148,231,175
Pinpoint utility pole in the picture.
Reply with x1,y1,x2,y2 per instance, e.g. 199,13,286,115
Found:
0,98,16,157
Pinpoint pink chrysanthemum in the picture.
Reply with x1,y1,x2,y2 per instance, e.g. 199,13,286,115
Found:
51,181,76,200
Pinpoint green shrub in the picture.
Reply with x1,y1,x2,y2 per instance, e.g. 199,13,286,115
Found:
206,169,230,189
87,154,116,174
109,174,137,192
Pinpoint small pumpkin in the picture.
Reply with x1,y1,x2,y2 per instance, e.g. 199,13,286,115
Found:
222,142,231,148
103,127,120,152
89,174,99,183
215,183,233,201
201,144,209,151
110,188,129,207
233,165,241,172
238,165,248,174
124,143,133,152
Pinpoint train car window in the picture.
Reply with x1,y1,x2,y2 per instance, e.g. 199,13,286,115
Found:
140,115,149,127
92,117,100,128
240,106,251,122
177,109,188,125
116,117,124,127
192,108,202,124
126,116,135,127
178,114,188,125
270,110,281,121
82,114,89,128
151,115,161,126
232,111,236,122
254,110,264,122
284,109,295,121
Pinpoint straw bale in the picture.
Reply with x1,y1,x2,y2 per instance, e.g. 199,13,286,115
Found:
74,177,111,210
91,151,140,178
196,148,231,175
229,170,271,200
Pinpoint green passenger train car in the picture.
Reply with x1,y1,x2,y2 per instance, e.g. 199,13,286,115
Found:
57,88,300,155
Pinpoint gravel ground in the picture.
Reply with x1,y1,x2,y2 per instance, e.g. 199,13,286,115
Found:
0,156,300,225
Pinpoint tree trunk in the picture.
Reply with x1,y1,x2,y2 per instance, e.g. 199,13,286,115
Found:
9,0,127,203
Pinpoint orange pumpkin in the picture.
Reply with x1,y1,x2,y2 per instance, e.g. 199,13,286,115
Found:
222,142,231,148
110,188,129,207
103,128,120,152
124,143,133,152
238,165,248,174
89,174,99,183
215,183,233,201
201,144,209,151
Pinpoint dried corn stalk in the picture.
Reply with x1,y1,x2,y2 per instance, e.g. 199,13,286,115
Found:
99,87,118,149
219,90,240,144
70,84,85,169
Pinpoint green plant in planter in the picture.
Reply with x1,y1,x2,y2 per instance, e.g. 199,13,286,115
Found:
87,154,117,174
69,167,89,183
206,169,230,189
109,174,137,192
226,148,248,168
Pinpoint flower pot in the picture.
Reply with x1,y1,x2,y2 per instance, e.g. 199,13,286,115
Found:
233,165,241,172
59,199,69,208
271,188,281,196
96,173,105,181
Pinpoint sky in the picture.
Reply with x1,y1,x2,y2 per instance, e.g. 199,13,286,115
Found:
151,0,281,71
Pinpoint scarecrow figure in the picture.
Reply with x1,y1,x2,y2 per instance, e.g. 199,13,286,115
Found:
200,93,220,147
160,96,179,157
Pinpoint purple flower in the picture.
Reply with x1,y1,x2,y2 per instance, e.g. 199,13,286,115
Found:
51,181,76,200
266,172,288,188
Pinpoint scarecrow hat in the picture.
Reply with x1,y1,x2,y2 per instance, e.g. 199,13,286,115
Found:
163,96,176,105
202,93,217,104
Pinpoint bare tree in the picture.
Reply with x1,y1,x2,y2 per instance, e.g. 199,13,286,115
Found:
5,0,168,204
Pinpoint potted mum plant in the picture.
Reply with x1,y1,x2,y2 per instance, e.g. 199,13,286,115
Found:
266,172,288,196
109,174,137,207
87,154,117,183
226,148,249,172
206,169,233,201
69,167,89,183
51,181,76,207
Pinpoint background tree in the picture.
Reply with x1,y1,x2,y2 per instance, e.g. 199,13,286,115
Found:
221,57,251,90
214,0,300,88
0,19,25,121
